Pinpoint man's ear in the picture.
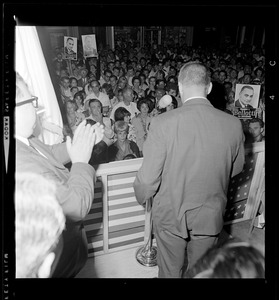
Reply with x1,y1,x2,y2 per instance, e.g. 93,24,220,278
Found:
207,82,213,95
178,82,183,98
37,252,55,278
260,127,264,134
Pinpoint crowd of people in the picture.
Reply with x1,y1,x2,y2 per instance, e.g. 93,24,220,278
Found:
53,38,265,166
15,34,266,279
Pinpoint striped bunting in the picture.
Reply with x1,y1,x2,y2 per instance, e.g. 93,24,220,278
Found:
107,171,145,249
84,171,147,254
84,177,104,249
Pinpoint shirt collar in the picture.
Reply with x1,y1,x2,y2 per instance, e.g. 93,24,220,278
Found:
182,96,208,104
15,135,29,146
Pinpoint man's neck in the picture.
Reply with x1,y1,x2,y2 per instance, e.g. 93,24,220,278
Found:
255,134,263,142
93,90,100,97
123,100,131,106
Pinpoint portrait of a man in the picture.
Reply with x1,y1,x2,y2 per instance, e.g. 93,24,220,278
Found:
64,36,77,60
234,84,260,109
82,34,98,58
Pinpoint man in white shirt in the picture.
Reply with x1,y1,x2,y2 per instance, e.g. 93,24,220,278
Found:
84,80,111,116
110,87,140,121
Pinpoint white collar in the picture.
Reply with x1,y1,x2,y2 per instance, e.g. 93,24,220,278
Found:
183,96,208,104
15,135,29,146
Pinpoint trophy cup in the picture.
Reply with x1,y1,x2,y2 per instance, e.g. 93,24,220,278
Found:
135,197,157,267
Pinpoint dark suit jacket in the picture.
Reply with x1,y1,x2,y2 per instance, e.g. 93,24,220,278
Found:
134,98,245,238
77,76,89,88
64,47,76,55
16,137,96,277
235,99,254,109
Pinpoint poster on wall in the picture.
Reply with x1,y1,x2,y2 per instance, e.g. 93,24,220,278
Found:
233,84,261,120
82,34,98,58
63,36,77,60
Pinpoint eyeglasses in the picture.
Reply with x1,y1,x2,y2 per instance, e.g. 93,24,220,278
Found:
16,96,38,108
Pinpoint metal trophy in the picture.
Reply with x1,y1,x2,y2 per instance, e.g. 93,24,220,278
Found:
135,198,157,267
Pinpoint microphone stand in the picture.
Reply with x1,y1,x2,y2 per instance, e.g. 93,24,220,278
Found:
135,198,157,267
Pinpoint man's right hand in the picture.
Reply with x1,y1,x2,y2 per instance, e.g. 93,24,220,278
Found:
66,120,104,164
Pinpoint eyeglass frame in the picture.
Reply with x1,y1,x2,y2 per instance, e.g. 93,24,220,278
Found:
15,96,38,108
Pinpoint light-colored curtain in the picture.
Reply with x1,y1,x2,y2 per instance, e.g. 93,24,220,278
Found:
16,26,64,145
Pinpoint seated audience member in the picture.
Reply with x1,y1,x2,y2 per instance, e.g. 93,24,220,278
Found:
60,76,72,104
15,72,104,278
70,77,83,91
166,82,182,107
117,75,128,90
109,74,119,97
70,86,79,100
110,86,140,122
86,98,114,147
248,118,265,143
158,94,178,113
167,75,178,84
156,79,167,90
108,121,140,162
188,241,265,278
126,65,135,86
73,91,88,117
64,100,86,138
132,76,145,101
16,172,65,278
99,69,112,87
131,98,153,156
77,67,89,89
238,73,252,84
149,88,166,117
84,80,111,116
114,106,137,143
251,67,265,85
145,76,157,98
101,82,116,106
139,73,149,91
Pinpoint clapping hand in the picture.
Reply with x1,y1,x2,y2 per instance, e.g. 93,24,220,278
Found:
66,120,104,164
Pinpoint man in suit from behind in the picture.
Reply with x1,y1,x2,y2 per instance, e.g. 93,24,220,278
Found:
133,62,245,278
235,85,254,109
15,72,104,277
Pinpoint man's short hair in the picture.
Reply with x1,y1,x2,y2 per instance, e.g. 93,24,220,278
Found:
190,241,265,278
249,117,264,128
15,172,65,278
240,85,254,94
88,98,103,111
114,107,131,122
178,62,211,87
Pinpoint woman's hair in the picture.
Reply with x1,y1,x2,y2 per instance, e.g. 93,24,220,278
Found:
73,91,85,104
136,98,154,113
132,76,141,85
114,107,131,121
114,120,129,134
190,240,265,278
65,100,77,111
